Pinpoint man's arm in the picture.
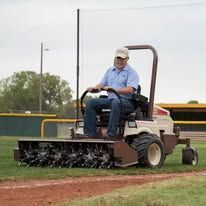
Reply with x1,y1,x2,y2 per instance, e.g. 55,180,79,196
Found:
116,86,135,94
104,86,134,94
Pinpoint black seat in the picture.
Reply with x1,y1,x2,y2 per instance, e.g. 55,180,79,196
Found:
97,85,148,126
127,85,148,120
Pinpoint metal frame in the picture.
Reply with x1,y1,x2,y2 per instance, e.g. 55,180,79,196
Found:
126,45,158,120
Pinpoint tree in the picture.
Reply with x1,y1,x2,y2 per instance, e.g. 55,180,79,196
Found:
187,100,199,104
0,71,39,112
42,73,73,113
0,71,73,114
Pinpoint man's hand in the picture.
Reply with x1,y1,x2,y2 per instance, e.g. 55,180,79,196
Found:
86,87,95,92
87,84,104,92
103,86,113,91
87,85,102,93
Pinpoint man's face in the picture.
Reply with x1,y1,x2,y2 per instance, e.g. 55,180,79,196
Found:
114,57,128,69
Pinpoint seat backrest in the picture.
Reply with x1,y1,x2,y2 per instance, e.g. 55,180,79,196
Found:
137,84,141,95
128,85,148,120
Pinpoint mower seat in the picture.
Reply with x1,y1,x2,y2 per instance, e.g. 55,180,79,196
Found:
97,85,148,126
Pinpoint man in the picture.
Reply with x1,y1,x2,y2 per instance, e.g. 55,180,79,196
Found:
84,47,139,139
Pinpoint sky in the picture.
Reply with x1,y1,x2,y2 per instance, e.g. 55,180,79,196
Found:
1,0,206,103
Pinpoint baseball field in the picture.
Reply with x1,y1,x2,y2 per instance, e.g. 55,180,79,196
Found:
0,137,206,206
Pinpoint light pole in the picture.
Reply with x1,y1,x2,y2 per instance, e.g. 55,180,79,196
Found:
39,42,49,113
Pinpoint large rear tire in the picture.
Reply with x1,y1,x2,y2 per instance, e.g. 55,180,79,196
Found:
131,133,165,168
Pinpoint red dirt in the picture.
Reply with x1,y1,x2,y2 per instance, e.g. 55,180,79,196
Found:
1,171,206,206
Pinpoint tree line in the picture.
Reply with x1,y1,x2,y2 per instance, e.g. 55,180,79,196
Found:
0,71,77,117
0,71,199,117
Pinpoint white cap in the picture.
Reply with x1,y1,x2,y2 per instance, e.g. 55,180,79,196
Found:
115,47,129,58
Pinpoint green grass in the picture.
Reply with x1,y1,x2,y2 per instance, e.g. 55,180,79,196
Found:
0,136,206,181
61,176,206,206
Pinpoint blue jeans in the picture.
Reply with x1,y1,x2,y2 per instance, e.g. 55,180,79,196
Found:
84,98,134,137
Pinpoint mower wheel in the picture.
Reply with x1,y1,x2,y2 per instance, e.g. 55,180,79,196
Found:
131,133,165,169
182,147,198,166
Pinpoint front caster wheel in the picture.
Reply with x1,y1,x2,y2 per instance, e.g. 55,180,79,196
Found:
182,146,198,166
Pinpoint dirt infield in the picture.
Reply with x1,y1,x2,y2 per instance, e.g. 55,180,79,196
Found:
1,171,206,206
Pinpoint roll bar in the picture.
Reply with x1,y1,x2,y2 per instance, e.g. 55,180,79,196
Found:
125,45,158,119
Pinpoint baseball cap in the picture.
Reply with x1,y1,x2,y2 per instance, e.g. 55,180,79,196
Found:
115,47,129,58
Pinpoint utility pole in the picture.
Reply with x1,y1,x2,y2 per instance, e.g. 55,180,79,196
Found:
39,42,49,113
39,42,43,113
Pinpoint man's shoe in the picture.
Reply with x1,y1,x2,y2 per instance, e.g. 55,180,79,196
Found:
103,133,124,141
115,134,124,141
102,133,116,141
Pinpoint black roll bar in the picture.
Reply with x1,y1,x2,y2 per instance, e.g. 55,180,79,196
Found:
125,45,158,119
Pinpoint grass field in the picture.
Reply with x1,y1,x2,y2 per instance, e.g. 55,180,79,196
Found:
61,176,206,206
0,136,206,181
